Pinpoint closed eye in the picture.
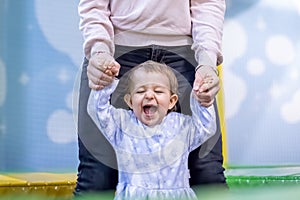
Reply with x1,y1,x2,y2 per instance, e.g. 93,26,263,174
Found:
155,90,164,94
136,90,145,94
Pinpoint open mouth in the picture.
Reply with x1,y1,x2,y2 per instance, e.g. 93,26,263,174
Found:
143,105,157,115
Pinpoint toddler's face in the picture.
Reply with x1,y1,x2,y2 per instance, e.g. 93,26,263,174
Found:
124,69,178,127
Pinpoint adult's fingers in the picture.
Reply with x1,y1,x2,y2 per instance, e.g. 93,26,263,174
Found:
198,76,219,93
195,85,219,107
194,78,220,107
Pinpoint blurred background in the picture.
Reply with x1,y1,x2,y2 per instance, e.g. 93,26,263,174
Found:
0,0,300,173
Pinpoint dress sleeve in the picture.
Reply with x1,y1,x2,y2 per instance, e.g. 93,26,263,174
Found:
190,0,226,68
87,79,123,144
78,0,114,58
188,92,217,152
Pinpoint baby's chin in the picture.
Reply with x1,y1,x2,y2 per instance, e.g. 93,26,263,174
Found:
141,116,162,127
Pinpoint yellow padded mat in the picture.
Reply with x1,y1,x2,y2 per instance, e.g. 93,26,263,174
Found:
0,173,76,199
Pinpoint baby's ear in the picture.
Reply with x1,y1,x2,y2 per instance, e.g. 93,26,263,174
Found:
168,94,178,110
124,94,133,109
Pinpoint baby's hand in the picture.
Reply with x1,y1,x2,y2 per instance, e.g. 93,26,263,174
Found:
94,51,120,77
104,64,120,77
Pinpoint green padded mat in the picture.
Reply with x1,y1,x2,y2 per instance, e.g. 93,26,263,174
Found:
225,166,300,188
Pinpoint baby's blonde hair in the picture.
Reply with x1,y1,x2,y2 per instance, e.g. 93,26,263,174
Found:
126,60,179,96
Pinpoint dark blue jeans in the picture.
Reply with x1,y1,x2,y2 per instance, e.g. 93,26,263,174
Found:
74,45,226,196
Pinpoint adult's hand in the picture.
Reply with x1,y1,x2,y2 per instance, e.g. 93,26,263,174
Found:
87,52,120,90
193,65,220,107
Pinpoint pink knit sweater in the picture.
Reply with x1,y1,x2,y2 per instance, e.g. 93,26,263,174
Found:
78,0,225,67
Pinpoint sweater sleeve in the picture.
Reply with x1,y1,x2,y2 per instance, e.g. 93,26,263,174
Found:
190,0,226,68
87,79,121,144
78,0,114,58
188,92,217,152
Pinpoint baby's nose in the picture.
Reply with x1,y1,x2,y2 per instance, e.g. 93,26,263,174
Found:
145,90,155,98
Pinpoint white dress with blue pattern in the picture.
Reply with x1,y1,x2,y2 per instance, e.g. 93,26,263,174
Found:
87,80,216,200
